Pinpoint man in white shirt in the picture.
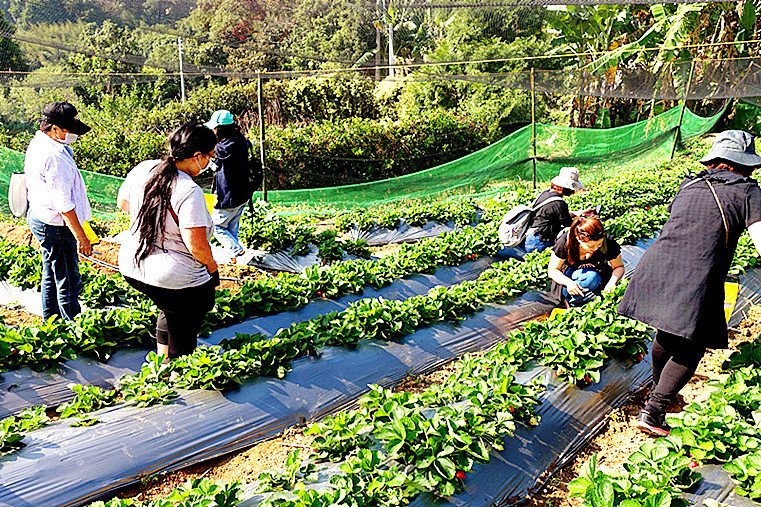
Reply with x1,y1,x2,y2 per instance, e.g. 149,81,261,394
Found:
25,101,93,321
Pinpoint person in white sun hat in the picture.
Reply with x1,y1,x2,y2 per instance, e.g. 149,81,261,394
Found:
522,166,586,253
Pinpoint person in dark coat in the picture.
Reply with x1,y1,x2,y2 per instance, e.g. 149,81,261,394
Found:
205,110,256,264
618,130,761,437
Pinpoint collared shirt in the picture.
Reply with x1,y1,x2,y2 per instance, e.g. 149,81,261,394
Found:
24,130,92,226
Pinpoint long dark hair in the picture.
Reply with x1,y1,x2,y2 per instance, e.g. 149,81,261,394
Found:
134,121,217,264
565,215,605,265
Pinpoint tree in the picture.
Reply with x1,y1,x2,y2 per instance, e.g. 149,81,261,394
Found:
283,0,376,70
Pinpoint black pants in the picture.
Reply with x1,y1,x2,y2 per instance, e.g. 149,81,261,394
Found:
645,330,706,414
124,277,216,358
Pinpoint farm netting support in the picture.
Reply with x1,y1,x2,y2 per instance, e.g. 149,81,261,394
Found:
263,106,723,210
0,105,723,217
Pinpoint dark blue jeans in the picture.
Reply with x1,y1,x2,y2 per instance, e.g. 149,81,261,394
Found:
524,230,553,253
561,267,604,307
28,214,82,321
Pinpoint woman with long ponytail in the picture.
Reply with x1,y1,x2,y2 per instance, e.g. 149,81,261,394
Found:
117,121,219,360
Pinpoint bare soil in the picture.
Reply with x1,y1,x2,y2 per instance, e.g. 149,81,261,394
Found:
0,222,36,247
369,242,404,258
0,306,41,327
115,427,315,502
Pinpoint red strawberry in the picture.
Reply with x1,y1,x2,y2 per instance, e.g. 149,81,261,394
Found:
584,374,592,383
508,406,515,413
635,353,645,362
455,470,466,480
688,460,699,469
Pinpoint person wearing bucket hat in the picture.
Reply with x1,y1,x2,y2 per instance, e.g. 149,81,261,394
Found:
619,130,761,437
205,109,258,265
24,101,93,321
523,166,586,253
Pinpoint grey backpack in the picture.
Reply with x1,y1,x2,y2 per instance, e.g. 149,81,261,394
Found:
498,196,563,247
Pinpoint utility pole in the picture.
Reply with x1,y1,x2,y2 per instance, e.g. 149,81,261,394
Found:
177,37,186,104
376,0,381,81
388,19,395,77
257,71,267,202
382,0,394,78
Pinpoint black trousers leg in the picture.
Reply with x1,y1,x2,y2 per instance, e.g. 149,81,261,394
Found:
124,277,216,358
645,330,706,414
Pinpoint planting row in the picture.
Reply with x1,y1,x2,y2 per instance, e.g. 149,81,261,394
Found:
0,223,505,372
0,236,143,308
238,201,372,262
87,285,650,507
569,333,761,506
0,168,746,376
0,251,550,453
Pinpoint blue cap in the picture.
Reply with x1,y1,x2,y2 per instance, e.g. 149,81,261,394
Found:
205,110,235,129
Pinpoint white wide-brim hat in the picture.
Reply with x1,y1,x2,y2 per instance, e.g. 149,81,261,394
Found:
551,166,584,191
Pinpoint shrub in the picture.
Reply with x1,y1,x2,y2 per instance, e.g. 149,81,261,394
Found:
260,111,497,190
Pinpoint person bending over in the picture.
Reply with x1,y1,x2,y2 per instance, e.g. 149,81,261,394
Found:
525,166,585,253
619,130,761,437
548,215,624,307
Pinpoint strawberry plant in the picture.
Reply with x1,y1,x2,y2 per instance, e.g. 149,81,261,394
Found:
89,478,243,507
724,452,761,500
56,384,118,419
255,449,317,492
0,405,47,456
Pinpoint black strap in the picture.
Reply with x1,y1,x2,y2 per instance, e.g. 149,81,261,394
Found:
682,177,729,248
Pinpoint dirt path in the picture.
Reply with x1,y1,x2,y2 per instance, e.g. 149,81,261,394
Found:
0,222,35,247
0,306,41,327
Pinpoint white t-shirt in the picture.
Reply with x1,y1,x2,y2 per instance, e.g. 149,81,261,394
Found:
118,160,213,289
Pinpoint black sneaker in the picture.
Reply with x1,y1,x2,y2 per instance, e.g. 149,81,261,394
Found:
636,409,671,437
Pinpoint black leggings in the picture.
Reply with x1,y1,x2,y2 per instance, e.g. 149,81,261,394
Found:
125,277,216,358
645,330,706,414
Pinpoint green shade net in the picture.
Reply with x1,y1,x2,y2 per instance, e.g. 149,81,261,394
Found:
264,105,724,210
0,106,723,217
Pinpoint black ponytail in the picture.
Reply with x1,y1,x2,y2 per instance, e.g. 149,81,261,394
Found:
134,121,217,264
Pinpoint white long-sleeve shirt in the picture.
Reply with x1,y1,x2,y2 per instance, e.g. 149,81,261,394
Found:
24,130,92,226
